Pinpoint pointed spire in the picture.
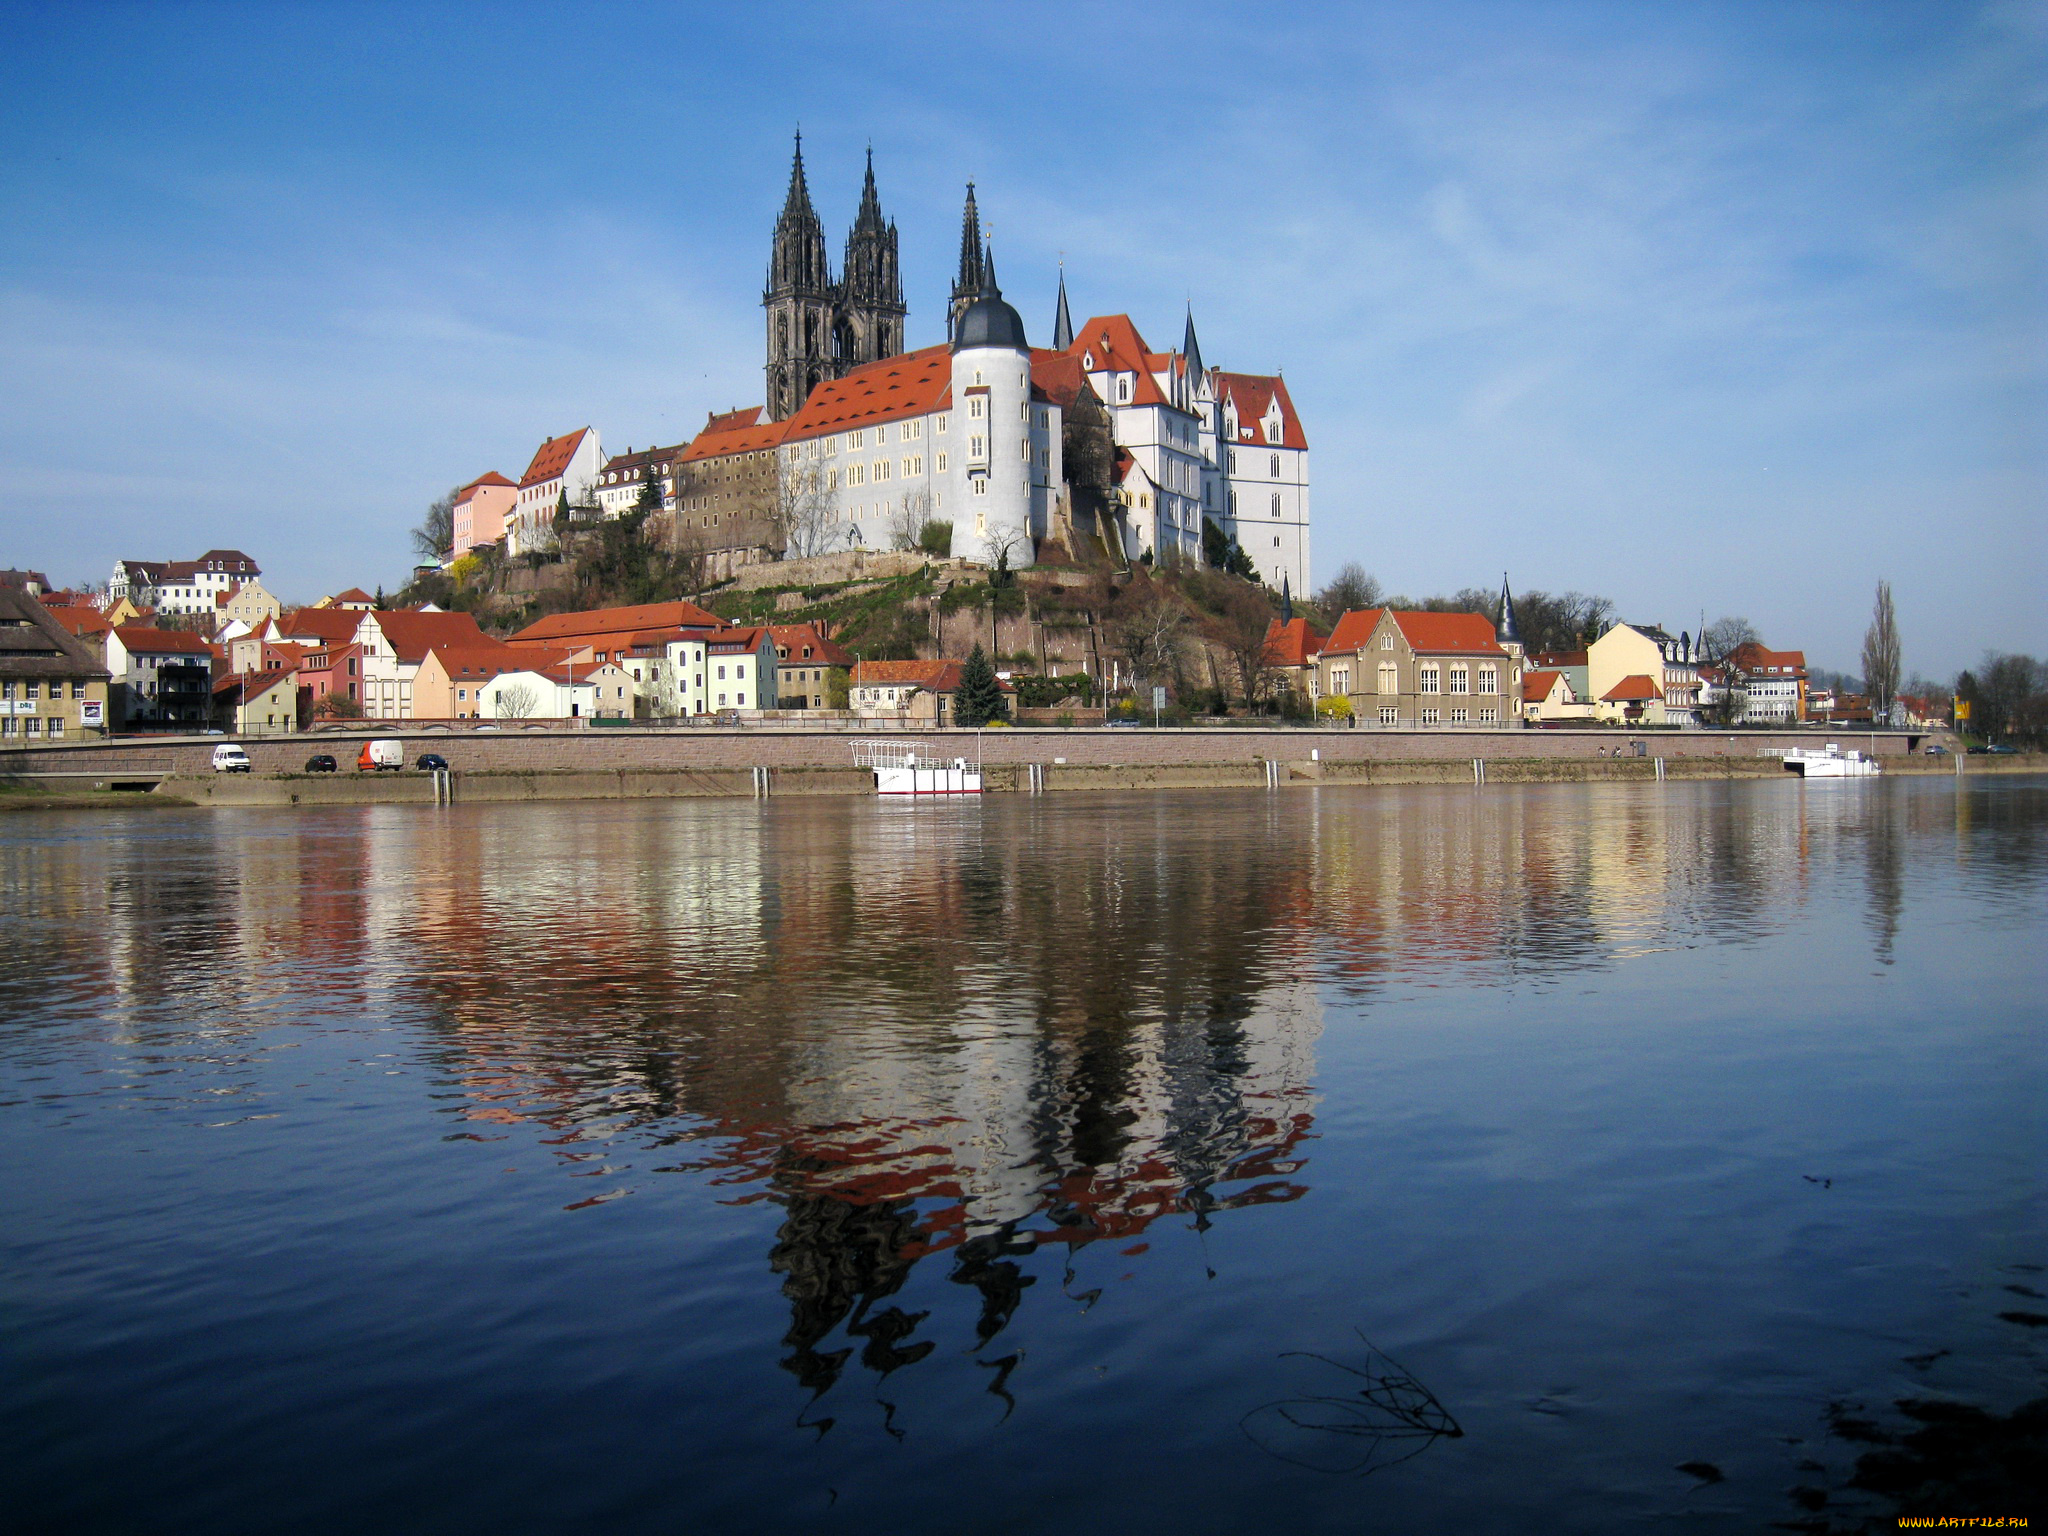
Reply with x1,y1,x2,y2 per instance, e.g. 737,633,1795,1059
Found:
982,241,999,296
853,144,884,232
1498,573,1521,645
1182,304,1205,379
1053,268,1074,350
781,130,813,220
955,183,984,297
1282,573,1294,623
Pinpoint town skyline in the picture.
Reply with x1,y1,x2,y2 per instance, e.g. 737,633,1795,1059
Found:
1,2,2042,677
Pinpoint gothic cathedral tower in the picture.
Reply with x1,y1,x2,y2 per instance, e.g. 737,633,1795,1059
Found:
840,149,905,367
764,136,907,421
764,134,835,421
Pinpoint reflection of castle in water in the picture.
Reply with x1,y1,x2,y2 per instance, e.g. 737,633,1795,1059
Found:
8,780,2003,1411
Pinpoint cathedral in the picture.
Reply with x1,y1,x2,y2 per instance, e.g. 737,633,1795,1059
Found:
763,136,907,420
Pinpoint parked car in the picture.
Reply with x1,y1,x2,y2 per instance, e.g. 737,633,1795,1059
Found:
304,754,337,773
1103,718,1141,728
417,752,450,772
357,739,404,772
1984,744,2019,756
1922,743,1947,755
211,744,252,774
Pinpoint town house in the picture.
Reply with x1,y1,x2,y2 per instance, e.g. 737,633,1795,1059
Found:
1317,609,1518,727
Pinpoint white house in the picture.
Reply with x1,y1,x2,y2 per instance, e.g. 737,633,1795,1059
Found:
475,662,632,721
507,428,604,557
109,550,263,616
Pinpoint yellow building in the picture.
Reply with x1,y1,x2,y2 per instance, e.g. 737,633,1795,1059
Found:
0,589,112,743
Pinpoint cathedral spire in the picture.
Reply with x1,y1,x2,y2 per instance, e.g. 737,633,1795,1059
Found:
781,131,814,223
1182,304,1205,380
949,182,987,337
852,145,885,233
1053,268,1074,350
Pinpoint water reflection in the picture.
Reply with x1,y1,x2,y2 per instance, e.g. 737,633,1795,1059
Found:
3,777,2044,1443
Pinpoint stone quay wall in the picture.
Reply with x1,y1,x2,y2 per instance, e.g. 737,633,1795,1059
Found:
3,725,1927,784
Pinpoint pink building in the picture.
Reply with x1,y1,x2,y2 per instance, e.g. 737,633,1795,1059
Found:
451,472,518,558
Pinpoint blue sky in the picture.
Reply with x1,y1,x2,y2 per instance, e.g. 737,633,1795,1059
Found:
0,1,2041,676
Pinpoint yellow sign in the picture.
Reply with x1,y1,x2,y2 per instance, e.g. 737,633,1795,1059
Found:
1953,696,1971,721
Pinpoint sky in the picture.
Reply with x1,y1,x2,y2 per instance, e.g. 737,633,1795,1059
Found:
0,1,2041,678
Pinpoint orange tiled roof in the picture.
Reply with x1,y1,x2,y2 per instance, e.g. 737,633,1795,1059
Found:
1523,669,1564,701
1070,315,1172,408
114,625,211,654
1323,608,1386,653
849,659,967,693
510,601,725,644
778,344,956,443
279,608,366,644
1391,611,1507,656
1263,617,1326,667
1215,372,1309,450
454,473,514,503
369,609,492,664
519,428,591,488
768,623,852,667
1602,674,1662,702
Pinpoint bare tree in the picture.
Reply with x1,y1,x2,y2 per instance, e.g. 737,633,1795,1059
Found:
1861,580,1901,723
494,681,540,720
1314,562,1382,616
1106,580,1190,690
1205,582,1283,711
412,487,459,564
1701,615,1760,664
887,488,936,552
771,460,836,560
984,523,1030,585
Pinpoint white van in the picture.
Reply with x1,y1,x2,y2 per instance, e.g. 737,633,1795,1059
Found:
357,739,405,772
211,744,253,774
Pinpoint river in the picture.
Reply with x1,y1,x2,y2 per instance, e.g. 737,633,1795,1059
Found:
2,776,2043,1533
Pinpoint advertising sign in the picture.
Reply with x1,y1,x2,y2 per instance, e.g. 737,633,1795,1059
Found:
80,700,105,727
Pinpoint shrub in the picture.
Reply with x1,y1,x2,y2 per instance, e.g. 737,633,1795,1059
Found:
1316,694,1353,720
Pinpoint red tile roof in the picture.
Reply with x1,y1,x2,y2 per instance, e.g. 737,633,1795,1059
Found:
368,609,492,664
519,428,592,488
47,606,112,640
850,659,967,693
702,406,764,434
422,643,525,679
1602,674,1663,702
510,601,725,645
114,625,212,655
1523,669,1565,702
454,473,514,503
768,623,852,667
1391,611,1507,656
777,344,956,443
1530,649,1588,668
1262,617,1326,667
1323,608,1386,653
679,412,789,463
1070,315,1173,408
1215,372,1309,450
1728,642,1807,675
279,608,366,644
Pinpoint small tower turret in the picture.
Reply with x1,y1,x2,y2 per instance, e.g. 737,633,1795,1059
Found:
1053,268,1074,351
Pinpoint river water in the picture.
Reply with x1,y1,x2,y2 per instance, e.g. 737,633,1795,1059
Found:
2,776,2043,1533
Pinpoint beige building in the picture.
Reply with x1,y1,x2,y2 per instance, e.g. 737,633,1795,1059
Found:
0,589,112,743
1586,623,1699,725
1317,608,1518,727
212,666,299,734
1522,668,1592,725
214,579,283,629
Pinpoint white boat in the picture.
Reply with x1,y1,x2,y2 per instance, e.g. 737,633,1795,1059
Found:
1779,744,1881,778
852,740,983,796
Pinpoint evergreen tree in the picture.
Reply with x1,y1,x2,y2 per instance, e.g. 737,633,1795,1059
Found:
955,643,1007,726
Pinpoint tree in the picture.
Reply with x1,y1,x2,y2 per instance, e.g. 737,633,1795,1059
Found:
954,643,1008,726
917,519,953,557
984,523,1029,586
1106,579,1190,691
312,692,363,720
1205,581,1283,711
888,488,937,552
412,487,458,565
494,681,540,720
771,460,836,560
1701,616,1760,665
1861,580,1901,724
634,463,665,518
1314,562,1382,616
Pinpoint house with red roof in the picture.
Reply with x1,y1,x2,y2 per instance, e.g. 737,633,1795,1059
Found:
109,550,262,617
1522,668,1592,725
768,624,851,709
593,446,685,522
212,666,300,735
507,428,604,558
848,659,1008,725
1316,608,1519,727
346,608,495,719
104,625,216,728
451,473,518,558
1262,617,1326,703
1704,641,1809,724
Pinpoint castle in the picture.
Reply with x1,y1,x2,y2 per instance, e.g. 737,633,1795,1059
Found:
562,138,1311,591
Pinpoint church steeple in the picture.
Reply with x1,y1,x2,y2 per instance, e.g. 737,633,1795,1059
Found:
764,131,838,420
1498,573,1522,648
1182,304,1205,380
1053,268,1074,351
841,145,905,366
949,183,986,336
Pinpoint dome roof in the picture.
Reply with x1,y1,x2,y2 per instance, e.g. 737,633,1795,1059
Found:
952,292,1029,353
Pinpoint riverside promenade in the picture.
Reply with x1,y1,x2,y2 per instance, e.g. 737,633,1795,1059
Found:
3,725,1990,807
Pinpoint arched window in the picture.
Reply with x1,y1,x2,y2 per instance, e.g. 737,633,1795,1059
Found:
1271,494,1281,517
1269,454,1280,477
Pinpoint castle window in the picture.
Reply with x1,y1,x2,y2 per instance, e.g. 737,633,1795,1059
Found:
1420,666,1440,695
1272,494,1281,517
1082,351,1094,368
936,415,947,434
969,397,985,420
1478,666,1499,695
849,430,863,448
874,459,891,482
1228,450,1237,472
970,436,984,458
903,419,921,440
874,424,888,444
1021,438,1031,461
974,369,983,386
905,456,921,476
935,452,947,472
1117,376,1131,402
1450,666,1469,694
972,478,987,497
1266,419,1281,444
1270,454,1280,477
